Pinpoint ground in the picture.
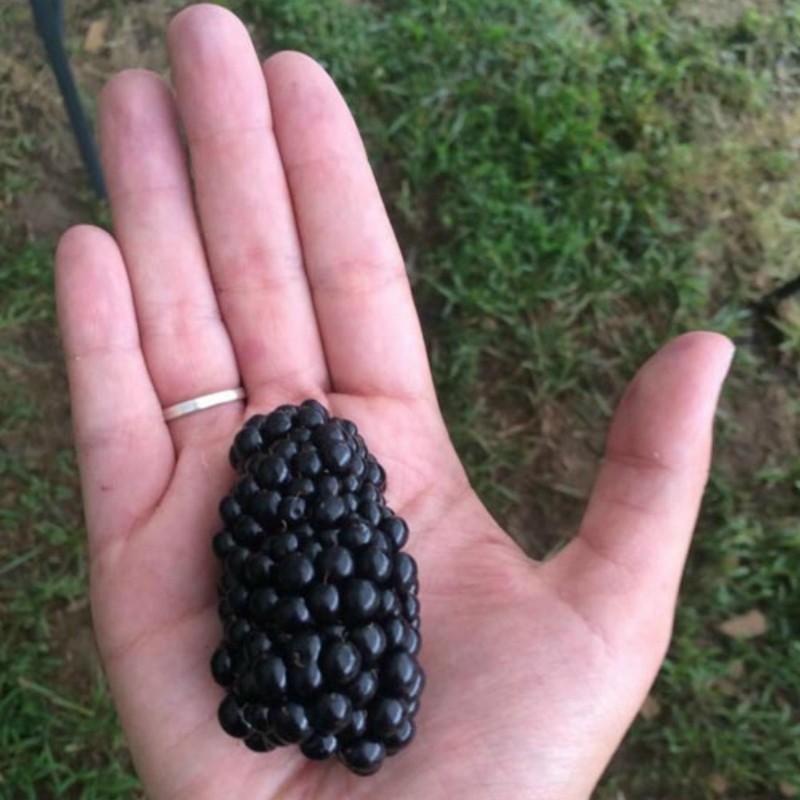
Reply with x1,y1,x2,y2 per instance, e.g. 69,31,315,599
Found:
1,0,798,798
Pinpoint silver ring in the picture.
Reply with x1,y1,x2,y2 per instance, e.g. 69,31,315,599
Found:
163,387,246,422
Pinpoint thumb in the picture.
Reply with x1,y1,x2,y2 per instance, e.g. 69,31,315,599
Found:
545,331,734,665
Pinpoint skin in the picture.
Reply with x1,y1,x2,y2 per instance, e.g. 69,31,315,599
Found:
55,5,734,799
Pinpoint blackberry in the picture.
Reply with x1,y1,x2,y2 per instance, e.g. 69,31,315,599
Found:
211,400,423,776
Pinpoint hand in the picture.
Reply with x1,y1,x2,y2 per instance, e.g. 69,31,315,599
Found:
55,5,733,799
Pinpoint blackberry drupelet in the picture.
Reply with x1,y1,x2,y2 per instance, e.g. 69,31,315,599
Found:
211,399,423,776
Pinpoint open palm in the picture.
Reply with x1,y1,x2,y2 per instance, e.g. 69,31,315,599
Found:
56,6,733,799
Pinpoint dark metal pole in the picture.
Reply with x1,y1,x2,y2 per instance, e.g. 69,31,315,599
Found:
29,0,106,199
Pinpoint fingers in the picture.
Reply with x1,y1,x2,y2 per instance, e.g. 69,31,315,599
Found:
547,332,734,659
265,52,436,401
55,225,174,550
167,5,328,405
99,70,242,445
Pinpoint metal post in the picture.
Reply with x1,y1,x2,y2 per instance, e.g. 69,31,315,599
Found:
29,0,106,199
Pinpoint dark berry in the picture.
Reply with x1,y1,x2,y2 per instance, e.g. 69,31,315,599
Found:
261,410,293,440
312,692,352,734
378,589,402,619
233,427,263,463
254,455,290,488
300,733,338,760
393,553,418,595
339,739,385,776
244,554,275,586
244,413,267,429
343,493,359,514
406,669,425,701
227,583,250,615
340,521,373,550
323,441,353,473
318,528,340,548
274,596,312,630
211,645,234,686
302,541,324,562
404,595,420,620
234,476,260,505
381,516,409,549
381,652,416,696
383,618,407,650
270,438,299,462
297,400,328,428
293,522,315,541
307,583,340,622
288,662,324,697
365,458,386,490
212,530,236,559
249,587,279,624
341,579,380,623
403,626,421,656
276,554,315,592
342,473,360,493
273,703,312,744
265,532,299,560
314,421,346,446
320,641,362,686
359,483,379,504
287,476,315,497
225,547,250,580
369,697,405,737
250,490,281,523
316,547,354,582
384,718,415,755
244,732,277,752
218,695,250,738
349,455,366,479
244,704,272,731
317,475,340,497
344,708,368,740
244,631,273,661
371,531,392,552
289,426,312,443
278,496,306,523
350,624,386,665
233,517,264,549
357,547,392,583
314,496,346,525
347,670,379,707
295,449,323,477
227,618,252,648
287,632,323,665
358,500,382,527
219,496,242,525
254,656,287,702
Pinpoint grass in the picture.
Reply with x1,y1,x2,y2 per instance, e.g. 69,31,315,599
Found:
1,0,799,797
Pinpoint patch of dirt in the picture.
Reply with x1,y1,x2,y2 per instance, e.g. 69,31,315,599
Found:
677,0,780,28
50,602,103,696
718,379,800,483
508,400,603,559
2,0,183,241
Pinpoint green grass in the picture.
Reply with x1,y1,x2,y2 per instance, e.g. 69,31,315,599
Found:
1,0,799,797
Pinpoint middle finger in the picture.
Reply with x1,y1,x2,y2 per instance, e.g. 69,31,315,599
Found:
167,5,328,405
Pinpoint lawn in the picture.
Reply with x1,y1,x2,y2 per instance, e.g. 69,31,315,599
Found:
1,0,798,797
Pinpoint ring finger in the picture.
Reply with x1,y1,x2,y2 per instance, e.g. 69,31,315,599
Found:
100,69,241,446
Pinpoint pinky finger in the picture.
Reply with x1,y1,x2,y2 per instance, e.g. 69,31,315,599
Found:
56,225,174,552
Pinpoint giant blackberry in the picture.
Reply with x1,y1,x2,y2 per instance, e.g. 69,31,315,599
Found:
211,400,423,776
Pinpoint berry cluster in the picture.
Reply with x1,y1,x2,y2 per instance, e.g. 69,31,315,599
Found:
211,399,423,775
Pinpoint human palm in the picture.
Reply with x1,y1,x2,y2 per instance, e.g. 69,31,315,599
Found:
56,6,733,799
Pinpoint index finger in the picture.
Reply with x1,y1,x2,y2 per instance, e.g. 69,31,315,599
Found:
264,52,436,402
